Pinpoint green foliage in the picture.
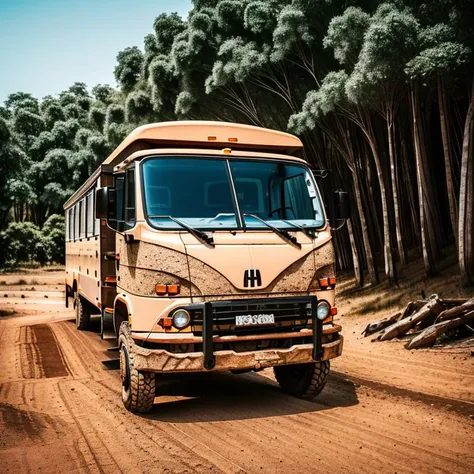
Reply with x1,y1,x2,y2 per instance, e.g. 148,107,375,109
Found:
0,221,44,264
89,107,106,131
272,4,313,62
154,12,186,54
105,104,125,129
91,84,115,104
288,70,348,133
12,109,45,137
43,103,66,128
0,216,65,265
405,42,471,79
114,46,144,92
42,214,65,263
323,7,370,66
125,91,154,123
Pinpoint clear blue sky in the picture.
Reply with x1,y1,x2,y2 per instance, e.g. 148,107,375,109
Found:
0,0,192,104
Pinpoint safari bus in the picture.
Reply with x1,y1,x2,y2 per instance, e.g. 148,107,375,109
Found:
64,121,347,413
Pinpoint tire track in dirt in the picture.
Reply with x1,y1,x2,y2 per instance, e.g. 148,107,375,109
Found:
2,311,473,474
54,320,246,473
331,371,474,417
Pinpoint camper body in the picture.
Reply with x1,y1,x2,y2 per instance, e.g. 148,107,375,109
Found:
64,121,345,412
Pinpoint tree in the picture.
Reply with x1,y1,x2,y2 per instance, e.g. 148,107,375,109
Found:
114,46,144,92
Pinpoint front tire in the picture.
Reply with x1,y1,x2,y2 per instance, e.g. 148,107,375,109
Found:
75,295,90,330
119,323,155,413
274,361,330,399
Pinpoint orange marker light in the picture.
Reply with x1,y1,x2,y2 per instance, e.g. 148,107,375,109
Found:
155,284,167,295
319,278,329,288
208,136,217,141
329,277,337,286
222,148,232,154
167,284,180,295
228,137,238,142
158,317,173,328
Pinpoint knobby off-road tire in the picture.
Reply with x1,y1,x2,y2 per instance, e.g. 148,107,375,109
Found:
274,361,330,399
75,295,90,330
118,322,156,413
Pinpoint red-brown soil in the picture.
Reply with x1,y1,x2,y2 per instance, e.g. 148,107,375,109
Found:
0,269,472,473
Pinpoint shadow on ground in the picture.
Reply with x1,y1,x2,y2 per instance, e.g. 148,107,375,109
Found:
66,317,359,422
139,370,358,423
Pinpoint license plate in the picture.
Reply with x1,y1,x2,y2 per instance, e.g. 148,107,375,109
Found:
235,314,275,326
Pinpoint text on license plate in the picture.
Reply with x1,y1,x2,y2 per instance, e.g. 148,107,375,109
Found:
235,314,275,326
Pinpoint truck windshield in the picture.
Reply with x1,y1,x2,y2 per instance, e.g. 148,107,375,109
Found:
142,157,325,230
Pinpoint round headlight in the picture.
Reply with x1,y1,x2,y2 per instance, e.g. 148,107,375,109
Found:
316,301,330,321
172,309,191,329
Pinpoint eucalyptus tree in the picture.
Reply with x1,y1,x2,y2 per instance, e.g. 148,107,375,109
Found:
342,4,421,270
406,26,470,237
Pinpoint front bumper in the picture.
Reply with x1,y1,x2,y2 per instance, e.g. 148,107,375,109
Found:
132,336,343,373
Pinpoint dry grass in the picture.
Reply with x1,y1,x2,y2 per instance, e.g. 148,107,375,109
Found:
337,246,473,319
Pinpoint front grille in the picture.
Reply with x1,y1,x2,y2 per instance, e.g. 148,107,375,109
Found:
190,297,312,336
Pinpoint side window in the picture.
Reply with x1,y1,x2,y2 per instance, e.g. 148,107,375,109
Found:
124,168,136,230
74,205,79,241
79,199,86,239
86,192,94,237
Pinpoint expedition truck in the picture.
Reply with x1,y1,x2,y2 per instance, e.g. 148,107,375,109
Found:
64,121,348,413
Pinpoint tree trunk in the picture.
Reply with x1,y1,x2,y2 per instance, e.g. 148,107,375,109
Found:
376,295,443,341
353,161,379,285
405,310,474,350
400,134,419,246
438,75,458,241
458,76,474,285
365,127,396,285
347,217,363,287
410,83,437,276
386,103,406,266
436,297,474,323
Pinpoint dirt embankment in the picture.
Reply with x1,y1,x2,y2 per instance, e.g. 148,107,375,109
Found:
0,269,473,473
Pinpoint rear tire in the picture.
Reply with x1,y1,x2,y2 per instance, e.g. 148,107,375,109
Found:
119,323,155,413
274,361,330,399
75,295,90,330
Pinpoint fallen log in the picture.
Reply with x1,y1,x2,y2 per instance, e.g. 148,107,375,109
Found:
405,310,474,349
375,295,443,341
362,311,402,337
435,297,474,323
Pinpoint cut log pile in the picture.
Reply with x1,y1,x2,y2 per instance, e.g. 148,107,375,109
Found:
362,295,474,349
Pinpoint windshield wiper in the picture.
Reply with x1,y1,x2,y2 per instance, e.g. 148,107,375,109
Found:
243,213,301,248
148,215,214,246
280,219,316,238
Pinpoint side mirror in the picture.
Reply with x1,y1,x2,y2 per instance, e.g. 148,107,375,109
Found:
331,189,349,229
95,187,117,223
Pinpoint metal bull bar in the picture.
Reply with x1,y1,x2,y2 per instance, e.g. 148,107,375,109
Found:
203,302,215,370
201,296,323,370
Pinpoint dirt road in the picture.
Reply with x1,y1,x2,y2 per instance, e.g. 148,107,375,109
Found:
1,295,473,473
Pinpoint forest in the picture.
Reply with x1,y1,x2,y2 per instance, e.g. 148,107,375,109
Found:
0,0,473,286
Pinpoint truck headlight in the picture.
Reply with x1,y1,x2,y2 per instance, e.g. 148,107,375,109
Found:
172,309,191,329
316,301,330,321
